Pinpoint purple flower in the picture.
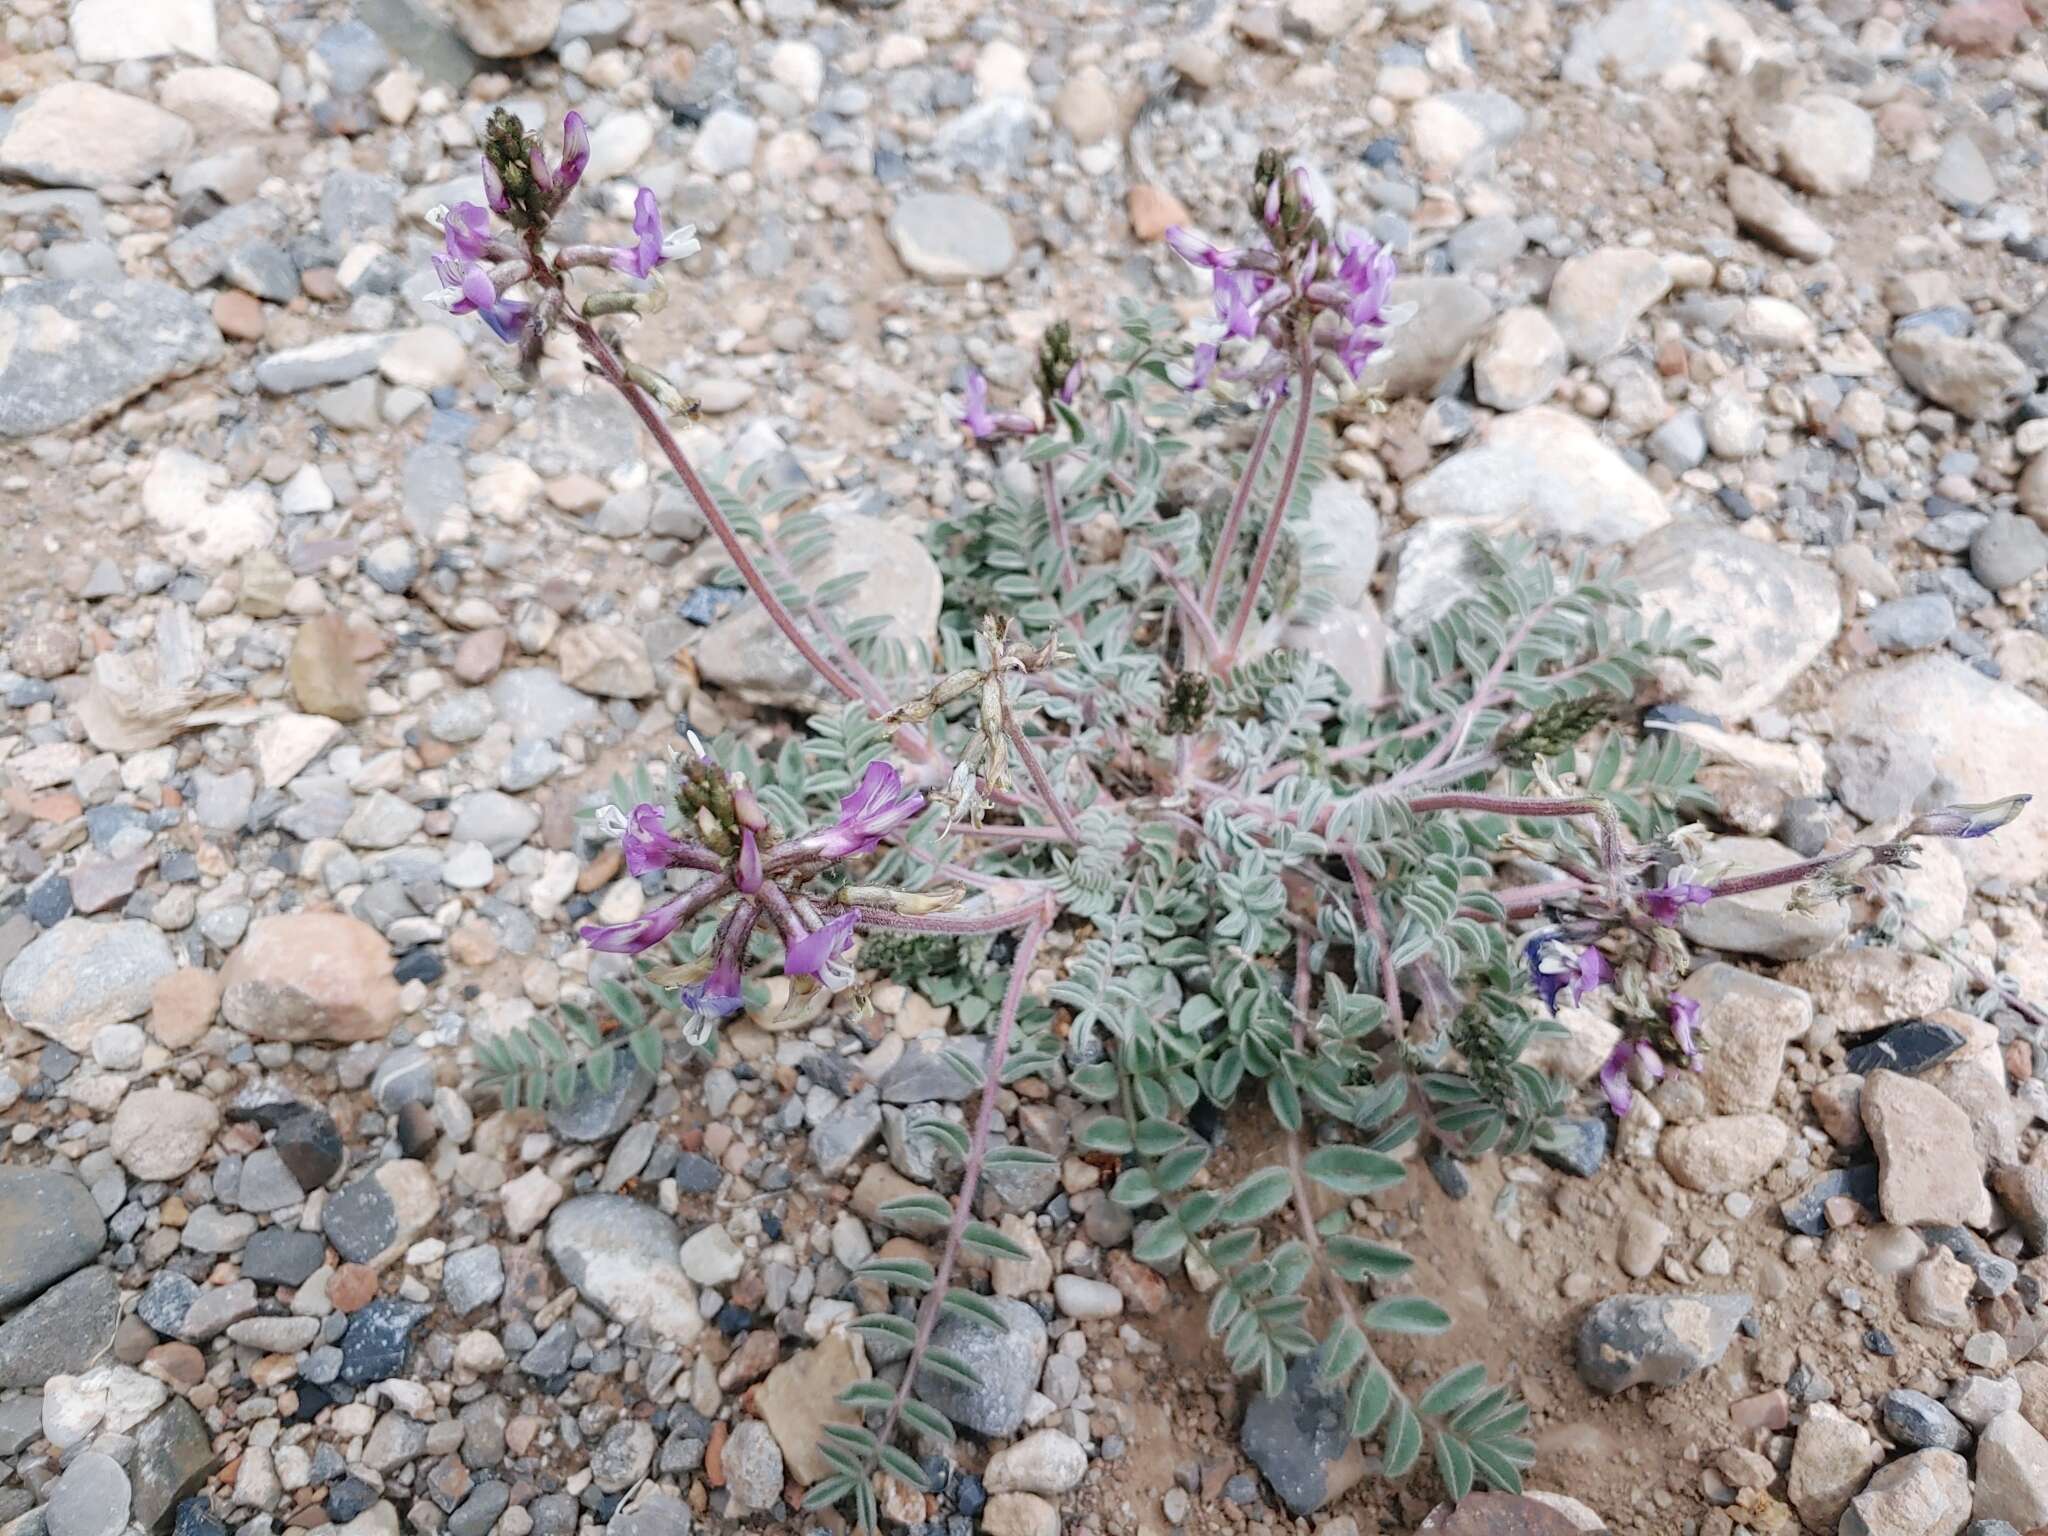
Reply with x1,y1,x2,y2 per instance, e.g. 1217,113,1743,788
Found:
581,889,697,954
482,157,510,214
1184,343,1219,393
1641,881,1713,926
1213,269,1260,340
1058,361,1083,405
736,826,763,894
1598,1039,1666,1118
678,948,745,1018
530,110,590,200
1907,795,2031,840
442,201,492,263
959,370,998,439
442,264,531,345
1164,226,1233,269
1598,1040,1635,1117
1669,995,1703,1069
818,762,926,860
608,187,700,279
784,909,858,982
1525,934,1611,1015
617,803,692,877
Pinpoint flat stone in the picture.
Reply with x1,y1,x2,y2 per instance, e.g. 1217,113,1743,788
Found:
339,1298,430,1385
0,1166,107,1311
544,1059,654,1143
230,1149,303,1216
1239,1358,1370,1515
0,82,193,188
1880,1389,1970,1453
1890,327,2032,422
1658,1113,1789,1194
1838,1447,1970,1536
555,624,656,699
1975,1412,2048,1530
1845,1019,1966,1077
544,1195,703,1347
1363,276,1492,399
111,1087,220,1181
1547,247,1670,363
240,1228,326,1287
1788,1402,1880,1528
886,193,1017,281
1561,0,1756,85
755,1330,868,1484
1678,836,1849,960
0,1266,118,1388
1863,1069,1992,1228
70,0,219,62
1780,1163,1881,1237
131,1397,215,1529
45,1450,130,1536
0,279,219,439
1675,963,1810,1113
323,1160,440,1267
221,913,401,1043
3,918,176,1051
913,1294,1045,1438
1625,527,1840,722
272,1107,346,1189
255,332,397,394
1724,166,1834,261
1575,1293,1750,1395
443,1246,504,1314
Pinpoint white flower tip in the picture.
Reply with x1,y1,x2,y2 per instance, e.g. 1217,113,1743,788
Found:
661,226,701,261
425,202,450,231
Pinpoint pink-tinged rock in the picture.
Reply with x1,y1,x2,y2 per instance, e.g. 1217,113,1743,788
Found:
1930,0,2028,55
219,913,400,1043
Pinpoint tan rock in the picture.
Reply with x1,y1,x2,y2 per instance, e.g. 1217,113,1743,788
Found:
149,968,221,1049
1904,1249,1975,1330
1127,184,1189,242
754,1329,869,1484
1920,1009,2016,1166
289,613,368,722
1861,1069,1991,1228
556,623,655,699
1787,1402,1879,1528
1657,1113,1789,1194
219,913,401,1043
1678,963,1809,1113
1780,949,1953,1034
1976,1410,2048,1530
110,1087,220,1180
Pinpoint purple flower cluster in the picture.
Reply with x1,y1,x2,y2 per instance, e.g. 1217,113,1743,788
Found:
1523,934,1611,1015
1599,998,1705,1118
957,371,1038,443
1162,170,1395,401
578,761,926,1022
430,111,700,348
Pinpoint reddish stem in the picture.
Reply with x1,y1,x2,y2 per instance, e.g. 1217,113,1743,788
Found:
872,911,1050,1452
1199,393,1286,617
1217,347,1317,669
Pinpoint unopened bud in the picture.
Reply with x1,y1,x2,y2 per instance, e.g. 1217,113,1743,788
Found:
626,362,697,417
837,884,966,915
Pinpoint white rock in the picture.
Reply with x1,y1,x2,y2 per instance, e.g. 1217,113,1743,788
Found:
1052,1275,1123,1320
1862,1069,1992,1229
679,1225,746,1287
70,0,219,62
500,1169,564,1239
1625,526,1840,722
986,1428,1089,1495
0,82,195,189
1678,836,1849,960
254,714,343,790
1547,248,1670,363
585,111,656,181
1975,1411,2048,1529
159,67,280,138
143,450,278,572
691,109,759,176
1473,306,1568,411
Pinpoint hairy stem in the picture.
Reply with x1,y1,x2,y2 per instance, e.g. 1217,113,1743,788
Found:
1705,848,1869,899
1217,349,1317,669
1002,715,1085,845
1403,791,1622,880
1039,460,1080,591
1199,392,1286,617
1343,855,1407,1040
853,899,1051,937
873,912,1050,1452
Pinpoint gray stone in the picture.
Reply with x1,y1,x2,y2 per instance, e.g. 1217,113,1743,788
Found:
1408,89,1526,178
1971,512,2048,592
1547,247,1670,364
722,1418,783,1514
1881,1389,1970,1452
593,1420,659,1493
1932,134,1997,211
546,1059,655,1143
0,82,192,188
809,1094,883,1178
0,282,221,438
1364,277,1491,399
1890,327,2032,422
320,170,401,243
241,1228,326,1287
180,1205,255,1254
1838,1448,1970,1536
0,1165,107,1311
312,19,393,93
256,333,397,394
1867,593,1957,651
1575,1293,1751,1394
1561,0,1758,86
1678,836,1848,960
879,1035,987,1104
339,1298,430,1384
355,0,480,84
178,1280,258,1342
136,1271,199,1335
0,1265,118,1387
913,1294,1046,1437
232,1147,306,1213
449,790,541,856
886,193,1017,281
606,1494,695,1536
165,200,286,288
46,1450,130,1536
444,1245,504,1314
1240,1358,1368,1516
544,1195,704,1346
323,1171,400,1264
489,668,602,741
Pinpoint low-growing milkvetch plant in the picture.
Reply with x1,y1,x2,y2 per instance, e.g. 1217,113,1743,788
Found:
443,120,2031,1523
